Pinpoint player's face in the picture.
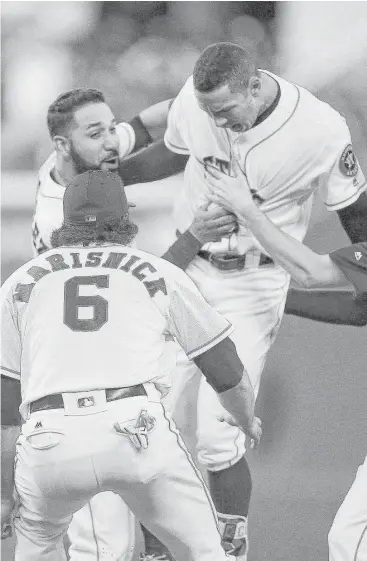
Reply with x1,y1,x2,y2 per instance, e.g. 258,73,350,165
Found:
195,83,259,133
68,103,120,173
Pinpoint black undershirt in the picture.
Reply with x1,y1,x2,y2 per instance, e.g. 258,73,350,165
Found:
253,79,281,128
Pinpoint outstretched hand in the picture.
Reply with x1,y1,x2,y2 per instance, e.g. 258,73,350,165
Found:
218,414,262,449
204,159,257,219
1,498,15,540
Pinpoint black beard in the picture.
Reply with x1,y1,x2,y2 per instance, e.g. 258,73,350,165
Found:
69,144,99,174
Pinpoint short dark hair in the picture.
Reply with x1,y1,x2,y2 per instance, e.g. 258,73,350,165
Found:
193,42,257,94
47,88,105,138
50,218,138,248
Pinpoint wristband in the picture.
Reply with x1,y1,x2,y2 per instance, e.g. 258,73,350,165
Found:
128,115,153,151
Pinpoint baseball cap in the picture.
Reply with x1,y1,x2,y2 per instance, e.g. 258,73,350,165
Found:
63,170,129,226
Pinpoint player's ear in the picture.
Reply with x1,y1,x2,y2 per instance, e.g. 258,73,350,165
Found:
248,76,261,97
53,135,70,156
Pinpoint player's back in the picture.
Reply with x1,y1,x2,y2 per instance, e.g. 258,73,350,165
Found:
3,245,174,414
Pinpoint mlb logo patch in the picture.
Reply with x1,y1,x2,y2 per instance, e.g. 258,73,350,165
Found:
77,396,95,408
354,251,362,261
85,215,97,223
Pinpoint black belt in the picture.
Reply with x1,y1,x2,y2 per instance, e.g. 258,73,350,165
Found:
197,250,274,271
30,384,147,414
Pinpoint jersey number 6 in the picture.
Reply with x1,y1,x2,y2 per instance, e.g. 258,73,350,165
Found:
64,275,109,332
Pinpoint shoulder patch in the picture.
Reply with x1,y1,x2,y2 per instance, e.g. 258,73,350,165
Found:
339,144,358,177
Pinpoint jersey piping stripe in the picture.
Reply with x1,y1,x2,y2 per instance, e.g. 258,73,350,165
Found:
325,181,367,209
1,371,20,382
354,522,367,561
159,402,222,538
186,324,234,359
164,138,190,155
37,191,64,200
243,86,301,192
227,427,243,469
1,366,21,377
87,500,100,561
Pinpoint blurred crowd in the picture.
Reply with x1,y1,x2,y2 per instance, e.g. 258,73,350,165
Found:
2,1,367,173
1,1,276,169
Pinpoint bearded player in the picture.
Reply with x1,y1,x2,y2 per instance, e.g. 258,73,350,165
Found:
29,88,238,561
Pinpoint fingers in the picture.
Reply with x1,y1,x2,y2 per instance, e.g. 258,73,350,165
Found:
218,414,237,426
1,523,12,540
205,165,223,180
206,205,236,219
197,201,211,212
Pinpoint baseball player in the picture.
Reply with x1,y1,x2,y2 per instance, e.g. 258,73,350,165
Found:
159,41,367,560
31,88,237,561
0,169,262,561
207,169,367,561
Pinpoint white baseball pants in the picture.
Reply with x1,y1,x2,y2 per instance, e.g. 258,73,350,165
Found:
164,256,290,471
13,384,232,561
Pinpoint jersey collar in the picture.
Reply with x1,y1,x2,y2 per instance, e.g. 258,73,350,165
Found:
227,70,300,146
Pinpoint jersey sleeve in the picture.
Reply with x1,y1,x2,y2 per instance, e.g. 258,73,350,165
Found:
320,123,367,211
1,284,21,382
116,122,136,159
329,243,367,294
164,89,190,155
32,211,50,256
166,270,234,359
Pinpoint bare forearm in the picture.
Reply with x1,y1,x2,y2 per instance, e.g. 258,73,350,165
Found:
194,338,255,431
285,287,367,326
217,375,255,430
241,206,335,287
138,99,172,141
1,426,20,500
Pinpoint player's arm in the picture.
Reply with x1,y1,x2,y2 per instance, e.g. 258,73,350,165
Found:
119,90,190,185
162,205,238,270
319,131,367,241
1,377,21,509
205,160,347,288
285,287,367,326
1,289,22,530
119,140,188,186
126,99,172,153
166,273,261,444
193,338,261,441
336,191,367,242
136,98,173,142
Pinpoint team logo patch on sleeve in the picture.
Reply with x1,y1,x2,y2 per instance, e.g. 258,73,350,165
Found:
339,144,358,177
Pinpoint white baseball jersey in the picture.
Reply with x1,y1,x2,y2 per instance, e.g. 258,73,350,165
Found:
1,245,233,419
31,122,136,255
164,72,367,255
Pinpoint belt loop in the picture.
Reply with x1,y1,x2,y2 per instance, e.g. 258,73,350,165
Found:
143,383,161,403
243,251,260,269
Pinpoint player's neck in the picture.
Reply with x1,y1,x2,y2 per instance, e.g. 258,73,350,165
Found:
53,157,78,187
254,73,281,126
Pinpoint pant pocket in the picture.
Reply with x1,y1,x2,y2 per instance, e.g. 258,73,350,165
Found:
26,429,65,450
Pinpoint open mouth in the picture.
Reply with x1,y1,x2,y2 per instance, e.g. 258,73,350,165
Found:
102,157,119,169
230,123,244,133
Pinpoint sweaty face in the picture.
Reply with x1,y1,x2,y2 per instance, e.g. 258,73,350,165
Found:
68,103,120,174
195,83,259,133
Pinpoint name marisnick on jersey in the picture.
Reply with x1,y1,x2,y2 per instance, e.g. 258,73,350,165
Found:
13,250,168,304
